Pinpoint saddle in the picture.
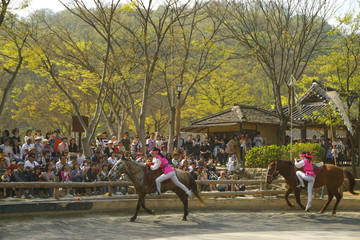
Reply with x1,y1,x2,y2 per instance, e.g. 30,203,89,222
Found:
146,167,171,190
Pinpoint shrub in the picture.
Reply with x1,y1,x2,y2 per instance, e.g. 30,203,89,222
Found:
245,143,325,168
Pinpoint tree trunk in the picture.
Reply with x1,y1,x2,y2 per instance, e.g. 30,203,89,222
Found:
272,81,287,145
168,106,176,154
82,131,92,157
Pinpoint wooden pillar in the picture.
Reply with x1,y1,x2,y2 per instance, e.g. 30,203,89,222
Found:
300,127,307,143
54,176,59,200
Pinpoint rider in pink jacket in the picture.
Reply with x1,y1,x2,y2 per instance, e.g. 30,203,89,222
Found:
149,147,191,197
295,152,316,212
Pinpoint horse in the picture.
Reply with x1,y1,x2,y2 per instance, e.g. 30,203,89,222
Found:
108,157,205,222
266,160,358,214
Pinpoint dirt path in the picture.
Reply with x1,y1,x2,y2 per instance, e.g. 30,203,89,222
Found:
1,210,359,240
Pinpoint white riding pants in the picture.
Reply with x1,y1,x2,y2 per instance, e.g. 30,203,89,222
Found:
296,171,315,206
155,171,190,195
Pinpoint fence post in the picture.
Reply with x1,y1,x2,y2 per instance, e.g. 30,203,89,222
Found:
231,175,235,198
54,176,59,200
260,182,265,198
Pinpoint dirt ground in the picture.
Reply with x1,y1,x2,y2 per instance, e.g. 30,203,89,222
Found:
1,210,359,240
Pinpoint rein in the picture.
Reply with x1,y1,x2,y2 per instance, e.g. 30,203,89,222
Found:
267,160,278,180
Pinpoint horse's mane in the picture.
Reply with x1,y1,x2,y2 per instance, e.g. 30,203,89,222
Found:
123,157,146,168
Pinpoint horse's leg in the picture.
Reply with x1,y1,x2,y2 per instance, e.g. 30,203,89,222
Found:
331,190,342,215
130,194,145,222
142,199,155,215
319,190,334,214
174,188,189,221
294,188,305,210
285,187,294,208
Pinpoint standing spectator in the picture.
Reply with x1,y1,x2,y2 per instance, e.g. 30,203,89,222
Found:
253,132,264,147
22,138,33,156
57,137,69,156
326,146,334,165
34,129,44,142
24,129,33,143
146,133,156,151
104,140,112,156
69,138,78,154
245,133,252,152
53,129,62,156
200,140,210,160
102,132,109,148
90,140,97,155
43,163,55,198
12,139,23,162
11,128,21,145
34,137,43,162
122,132,131,151
199,167,209,192
96,133,102,146
193,136,201,161
42,139,54,158
213,138,220,162
174,134,185,153
117,141,126,154
71,162,85,196
184,135,194,157
0,130,9,144
13,162,27,199
227,153,238,174
155,135,163,149
1,137,13,165
130,136,142,155
45,132,56,157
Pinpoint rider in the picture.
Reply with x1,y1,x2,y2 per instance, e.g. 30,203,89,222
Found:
148,147,192,197
295,152,316,211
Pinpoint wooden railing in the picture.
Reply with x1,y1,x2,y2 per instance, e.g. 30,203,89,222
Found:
0,179,358,200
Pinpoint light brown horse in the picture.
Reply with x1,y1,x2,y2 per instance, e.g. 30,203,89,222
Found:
266,160,358,214
108,157,205,222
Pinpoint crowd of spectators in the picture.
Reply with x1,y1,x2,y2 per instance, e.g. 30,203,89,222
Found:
0,128,259,199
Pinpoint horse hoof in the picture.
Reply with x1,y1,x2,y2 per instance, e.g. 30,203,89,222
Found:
182,218,187,221
129,217,136,222
319,210,324,214
150,210,155,215
332,211,336,215
289,204,295,209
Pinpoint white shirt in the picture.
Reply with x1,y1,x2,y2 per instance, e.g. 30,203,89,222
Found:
77,155,86,166
253,136,264,147
294,159,305,168
156,140,163,148
227,156,237,172
25,160,39,169
107,156,117,165
22,143,33,152
150,157,162,171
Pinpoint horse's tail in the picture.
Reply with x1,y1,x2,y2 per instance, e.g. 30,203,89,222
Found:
343,168,358,195
188,173,205,207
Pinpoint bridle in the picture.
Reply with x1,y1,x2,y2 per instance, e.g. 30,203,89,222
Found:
267,160,279,181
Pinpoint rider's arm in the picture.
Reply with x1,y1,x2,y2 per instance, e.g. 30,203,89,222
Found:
150,158,162,170
294,160,305,168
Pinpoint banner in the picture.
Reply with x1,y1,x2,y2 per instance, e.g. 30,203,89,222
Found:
326,91,353,135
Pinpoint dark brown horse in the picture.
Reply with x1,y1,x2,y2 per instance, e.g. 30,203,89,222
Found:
266,160,358,214
108,157,205,222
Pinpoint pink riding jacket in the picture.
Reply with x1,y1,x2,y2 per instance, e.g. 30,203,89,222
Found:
303,160,316,178
159,156,174,174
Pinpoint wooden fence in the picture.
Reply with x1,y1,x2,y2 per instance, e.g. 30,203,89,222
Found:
0,179,358,200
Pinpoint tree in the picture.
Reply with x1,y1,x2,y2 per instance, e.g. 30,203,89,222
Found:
302,12,360,176
0,14,29,120
212,0,336,145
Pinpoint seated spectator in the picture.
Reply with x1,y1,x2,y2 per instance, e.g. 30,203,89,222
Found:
56,156,67,175
199,167,209,191
42,163,55,198
85,163,100,195
91,150,101,163
58,137,69,156
1,137,13,165
1,167,15,198
61,164,73,197
28,166,43,198
13,161,27,198
12,139,23,162
107,152,117,168
171,153,180,168
82,157,91,172
99,165,109,195
0,158,6,177
7,158,18,172
41,150,51,167
68,155,78,170
216,171,228,191
33,137,43,162
25,153,39,171
76,149,85,166
71,162,85,196
22,137,33,157
42,139,54,158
